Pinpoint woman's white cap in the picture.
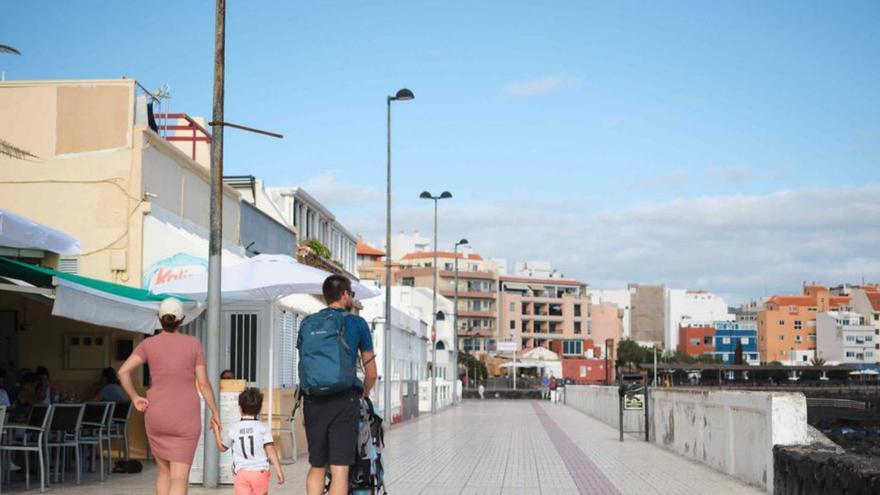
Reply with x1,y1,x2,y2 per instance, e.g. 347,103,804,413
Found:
159,297,184,320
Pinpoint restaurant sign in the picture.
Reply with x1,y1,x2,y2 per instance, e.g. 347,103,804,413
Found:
143,253,207,291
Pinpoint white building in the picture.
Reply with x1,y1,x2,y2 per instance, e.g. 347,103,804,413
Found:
359,289,428,423
514,260,564,279
269,187,358,274
850,288,880,363
388,231,431,260
392,286,457,412
588,289,631,339
665,289,733,351
816,311,876,365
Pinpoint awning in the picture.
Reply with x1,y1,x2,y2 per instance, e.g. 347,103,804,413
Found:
0,208,82,255
0,257,202,334
528,284,546,292
503,282,530,291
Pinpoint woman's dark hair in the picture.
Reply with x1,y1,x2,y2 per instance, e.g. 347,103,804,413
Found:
102,367,120,384
238,387,263,416
159,314,183,332
35,366,49,379
322,275,352,304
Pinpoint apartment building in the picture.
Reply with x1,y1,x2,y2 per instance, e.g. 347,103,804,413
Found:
816,311,875,365
268,186,358,274
629,283,665,346
395,251,498,354
588,289,631,338
850,287,880,362
665,289,733,350
713,321,759,365
757,284,850,364
498,274,591,359
677,322,716,357
356,240,385,282
590,301,623,354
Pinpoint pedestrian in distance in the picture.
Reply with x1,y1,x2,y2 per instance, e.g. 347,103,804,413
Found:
298,275,377,495
119,298,221,495
541,374,550,400
211,387,284,494
549,376,558,403
478,382,485,400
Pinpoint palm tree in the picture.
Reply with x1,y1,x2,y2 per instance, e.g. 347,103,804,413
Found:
810,356,827,367
0,43,38,160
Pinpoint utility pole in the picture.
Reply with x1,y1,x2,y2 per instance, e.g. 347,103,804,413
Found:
204,0,225,487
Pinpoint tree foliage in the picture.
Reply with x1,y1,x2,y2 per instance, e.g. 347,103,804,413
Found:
303,238,332,259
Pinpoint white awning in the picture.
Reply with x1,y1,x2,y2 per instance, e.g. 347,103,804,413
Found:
0,208,82,255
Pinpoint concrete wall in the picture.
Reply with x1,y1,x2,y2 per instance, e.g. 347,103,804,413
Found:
565,385,810,492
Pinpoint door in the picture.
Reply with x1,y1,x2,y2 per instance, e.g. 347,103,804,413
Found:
223,310,260,383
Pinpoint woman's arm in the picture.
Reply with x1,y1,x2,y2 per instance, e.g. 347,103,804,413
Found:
118,354,149,412
195,364,221,431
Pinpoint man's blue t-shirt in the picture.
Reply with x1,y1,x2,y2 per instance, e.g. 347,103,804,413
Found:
297,307,374,390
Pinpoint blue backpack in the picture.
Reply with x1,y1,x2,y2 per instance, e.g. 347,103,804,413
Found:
298,309,355,396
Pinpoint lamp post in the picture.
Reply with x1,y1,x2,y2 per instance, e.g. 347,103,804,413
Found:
452,238,468,404
384,88,413,423
420,190,452,414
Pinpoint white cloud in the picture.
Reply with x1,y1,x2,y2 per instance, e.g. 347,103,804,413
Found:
342,185,880,304
299,170,380,205
706,164,754,183
500,74,581,98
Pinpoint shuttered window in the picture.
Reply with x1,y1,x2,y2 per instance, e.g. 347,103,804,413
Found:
279,311,299,388
230,313,258,382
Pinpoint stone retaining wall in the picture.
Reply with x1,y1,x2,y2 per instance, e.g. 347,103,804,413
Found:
774,445,880,494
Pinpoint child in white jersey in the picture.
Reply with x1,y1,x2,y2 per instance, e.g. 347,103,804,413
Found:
212,388,285,494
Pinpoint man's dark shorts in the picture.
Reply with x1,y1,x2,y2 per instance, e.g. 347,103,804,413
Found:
303,388,359,467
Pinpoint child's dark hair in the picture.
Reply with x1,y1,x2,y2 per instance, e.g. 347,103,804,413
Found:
238,387,263,416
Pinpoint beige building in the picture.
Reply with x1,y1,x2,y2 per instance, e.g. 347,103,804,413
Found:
0,78,248,458
396,251,498,354
629,283,665,346
498,275,591,358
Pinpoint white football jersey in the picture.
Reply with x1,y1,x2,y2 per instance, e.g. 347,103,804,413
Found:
222,418,273,473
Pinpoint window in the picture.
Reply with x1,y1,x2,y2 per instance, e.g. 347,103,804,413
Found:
509,302,516,312
779,335,785,341
690,338,700,346
807,307,817,312
809,333,816,341
794,336,802,344
574,321,582,334
444,263,453,271
704,336,713,345
230,312,258,382
846,336,855,342
867,351,874,358
510,320,515,330
789,306,798,312
574,304,582,317
741,337,750,345
722,337,731,344
845,351,854,358
402,277,415,287
794,320,802,330
866,336,874,342
562,340,583,356
778,320,785,325
802,355,809,362
875,314,879,321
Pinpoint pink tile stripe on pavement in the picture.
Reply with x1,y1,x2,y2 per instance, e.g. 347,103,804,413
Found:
532,402,621,495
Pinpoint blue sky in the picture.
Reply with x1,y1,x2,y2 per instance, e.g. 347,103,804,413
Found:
3,1,880,302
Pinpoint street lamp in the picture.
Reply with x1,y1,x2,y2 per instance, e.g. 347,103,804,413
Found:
452,238,468,404
421,190,452,414
384,88,414,424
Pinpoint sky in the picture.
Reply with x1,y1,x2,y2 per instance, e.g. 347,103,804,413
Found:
3,1,880,303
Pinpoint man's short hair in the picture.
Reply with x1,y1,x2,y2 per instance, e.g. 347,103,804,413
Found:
322,275,352,304
238,387,263,416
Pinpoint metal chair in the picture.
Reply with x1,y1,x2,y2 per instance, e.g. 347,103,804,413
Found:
78,402,114,480
0,405,5,494
0,404,53,493
45,404,84,485
272,413,298,464
108,401,132,461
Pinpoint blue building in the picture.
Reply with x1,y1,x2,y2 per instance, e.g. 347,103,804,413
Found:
713,321,759,365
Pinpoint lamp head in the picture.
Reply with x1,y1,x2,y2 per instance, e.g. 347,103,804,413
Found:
439,191,453,199
436,311,446,321
419,191,433,199
393,88,414,101
457,238,469,246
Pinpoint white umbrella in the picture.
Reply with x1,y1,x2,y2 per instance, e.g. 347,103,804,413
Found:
0,208,82,255
152,254,379,427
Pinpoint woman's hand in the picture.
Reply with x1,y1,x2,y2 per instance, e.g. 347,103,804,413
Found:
210,413,221,432
133,396,149,412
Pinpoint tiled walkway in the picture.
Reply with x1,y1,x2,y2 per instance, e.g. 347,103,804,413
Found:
4,400,762,494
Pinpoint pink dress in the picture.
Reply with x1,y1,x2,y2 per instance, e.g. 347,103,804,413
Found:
133,332,205,464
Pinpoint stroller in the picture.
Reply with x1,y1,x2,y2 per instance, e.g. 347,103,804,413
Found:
294,390,387,494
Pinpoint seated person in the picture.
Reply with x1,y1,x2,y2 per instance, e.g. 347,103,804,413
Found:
93,367,128,402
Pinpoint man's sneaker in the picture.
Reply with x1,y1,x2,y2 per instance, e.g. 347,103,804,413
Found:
9,461,21,472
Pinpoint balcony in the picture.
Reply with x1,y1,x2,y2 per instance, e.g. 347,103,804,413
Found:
457,310,496,319
520,313,564,322
439,290,496,299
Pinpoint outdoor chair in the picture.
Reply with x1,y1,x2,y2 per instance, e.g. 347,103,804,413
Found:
45,404,85,485
271,413,298,464
79,402,114,480
0,405,5,493
0,404,53,493
108,401,132,461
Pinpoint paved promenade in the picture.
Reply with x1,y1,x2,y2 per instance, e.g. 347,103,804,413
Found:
5,400,761,494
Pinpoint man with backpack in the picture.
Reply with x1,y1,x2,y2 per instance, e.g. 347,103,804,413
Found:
298,275,378,495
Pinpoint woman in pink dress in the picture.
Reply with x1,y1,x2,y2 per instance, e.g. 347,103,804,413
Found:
119,298,221,495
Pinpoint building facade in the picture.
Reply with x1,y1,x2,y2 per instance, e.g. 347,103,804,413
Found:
588,289,632,338
677,322,716,357
713,321,759,365
498,275,591,359
396,251,498,355
816,311,875,365
665,289,732,350
629,283,665,346
850,287,880,363
589,301,623,355
268,186,358,274
757,284,850,364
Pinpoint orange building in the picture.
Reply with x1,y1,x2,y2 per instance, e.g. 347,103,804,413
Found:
757,283,850,364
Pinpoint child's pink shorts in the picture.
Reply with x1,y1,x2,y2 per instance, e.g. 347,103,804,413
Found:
234,469,271,495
